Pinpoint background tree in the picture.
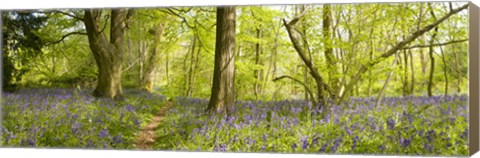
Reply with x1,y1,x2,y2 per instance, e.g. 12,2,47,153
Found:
2,12,47,92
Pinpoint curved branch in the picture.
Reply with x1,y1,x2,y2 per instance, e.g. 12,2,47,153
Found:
402,39,468,49
165,8,195,29
37,10,84,21
99,14,110,34
273,75,317,104
54,11,84,21
46,31,87,45
286,5,311,27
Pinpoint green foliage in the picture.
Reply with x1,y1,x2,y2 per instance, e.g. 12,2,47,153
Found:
2,11,48,92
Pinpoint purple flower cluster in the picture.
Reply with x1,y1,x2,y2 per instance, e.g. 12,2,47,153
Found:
2,88,165,149
155,94,468,155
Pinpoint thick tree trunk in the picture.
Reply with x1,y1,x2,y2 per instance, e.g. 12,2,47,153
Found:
84,9,130,99
207,6,236,115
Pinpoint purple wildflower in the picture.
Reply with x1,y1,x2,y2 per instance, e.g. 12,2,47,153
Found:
300,136,309,150
386,117,395,130
99,129,109,138
400,137,411,147
292,143,298,151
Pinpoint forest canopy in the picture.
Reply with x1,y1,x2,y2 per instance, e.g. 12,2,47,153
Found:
2,2,468,103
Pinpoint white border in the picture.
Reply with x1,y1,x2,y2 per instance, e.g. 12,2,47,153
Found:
0,0,472,10
0,148,464,158
0,0,478,158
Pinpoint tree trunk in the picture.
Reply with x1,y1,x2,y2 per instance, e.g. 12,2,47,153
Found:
376,54,399,106
428,4,439,97
297,5,313,103
452,42,462,93
141,23,165,92
192,35,202,96
138,41,145,84
409,49,415,94
183,39,191,95
185,36,195,96
254,26,262,100
166,52,170,86
419,48,427,90
323,4,337,93
207,6,236,115
283,11,330,111
403,48,409,96
427,43,435,97
367,39,374,96
440,45,448,95
84,9,130,99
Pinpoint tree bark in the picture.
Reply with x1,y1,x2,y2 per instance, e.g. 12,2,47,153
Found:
323,4,337,93
84,9,130,99
206,6,236,115
141,23,165,92
409,49,415,94
254,26,262,100
427,3,439,97
440,45,448,95
403,48,409,96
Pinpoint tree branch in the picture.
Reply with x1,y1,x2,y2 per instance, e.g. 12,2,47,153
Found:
402,39,468,49
37,10,84,21
53,10,84,21
286,5,311,27
46,31,87,45
170,7,193,13
99,14,110,34
337,3,469,104
165,8,195,29
122,58,141,72
273,75,317,103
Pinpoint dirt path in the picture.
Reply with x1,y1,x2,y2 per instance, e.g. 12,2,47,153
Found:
134,100,172,150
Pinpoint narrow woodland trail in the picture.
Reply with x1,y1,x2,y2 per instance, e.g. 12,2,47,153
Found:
134,100,173,150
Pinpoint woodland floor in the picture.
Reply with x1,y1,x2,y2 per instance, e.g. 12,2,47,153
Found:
134,100,173,150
